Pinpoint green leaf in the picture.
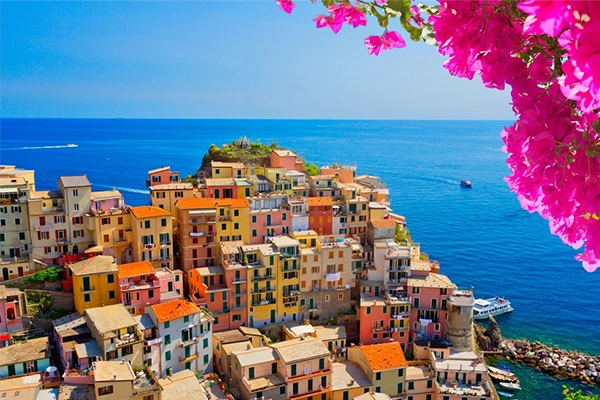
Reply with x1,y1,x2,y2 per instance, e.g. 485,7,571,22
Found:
421,24,437,45
368,4,389,28
321,0,334,8
418,3,439,16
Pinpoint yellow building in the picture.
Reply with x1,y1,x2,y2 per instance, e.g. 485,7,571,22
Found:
269,236,301,323
69,255,120,315
264,168,293,195
92,361,162,400
129,206,173,269
85,190,132,264
348,342,408,397
347,196,370,240
234,178,255,199
85,304,144,367
215,198,250,244
211,161,245,179
243,243,279,327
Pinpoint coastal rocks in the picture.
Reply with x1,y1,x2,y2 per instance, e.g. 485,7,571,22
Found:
499,338,600,385
475,315,503,351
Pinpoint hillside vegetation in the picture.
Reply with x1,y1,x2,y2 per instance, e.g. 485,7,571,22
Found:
199,139,281,172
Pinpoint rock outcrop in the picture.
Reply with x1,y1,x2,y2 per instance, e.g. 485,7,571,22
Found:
475,315,503,351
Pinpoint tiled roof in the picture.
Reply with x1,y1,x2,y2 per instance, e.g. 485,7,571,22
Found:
85,304,137,334
407,272,455,289
271,337,330,363
370,219,396,228
205,178,235,186
176,197,217,210
129,206,171,219
272,149,296,157
151,299,200,323
118,260,155,279
216,198,250,208
150,182,194,190
91,190,121,200
0,337,48,365
306,197,333,206
148,166,170,174
69,256,118,276
60,176,91,188
360,342,407,371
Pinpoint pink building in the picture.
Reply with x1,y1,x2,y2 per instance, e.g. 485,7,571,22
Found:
248,195,291,244
358,292,410,351
270,149,297,170
407,269,454,341
220,241,248,332
0,286,24,333
89,189,125,214
203,178,236,199
147,166,179,187
118,260,183,315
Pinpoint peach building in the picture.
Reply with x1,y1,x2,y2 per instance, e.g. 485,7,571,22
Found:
118,260,183,315
188,266,230,332
147,166,179,187
319,165,356,184
270,150,297,171
307,175,340,198
175,197,218,271
203,178,237,199
219,241,249,332
129,206,173,270
306,197,333,235
149,181,195,217
248,195,291,245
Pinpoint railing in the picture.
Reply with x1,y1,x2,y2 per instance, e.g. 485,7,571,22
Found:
115,330,143,348
132,383,161,396
213,308,231,315
177,336,200,347
120,279,160,290
179,351,199,363
251,298,276,307
283,290,301,298
42,206,64,214
190,231,216,237
34,224,52,231
80,285,96,292
160,241,172,246
232,303,246,310
251,286,276,293
251,274,274,281
232,291,246,297
189,219,216,225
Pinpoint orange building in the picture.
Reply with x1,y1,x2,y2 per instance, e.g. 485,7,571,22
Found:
175,197,218,271
147,166,179,187
269,149,297,170
306,197,333,235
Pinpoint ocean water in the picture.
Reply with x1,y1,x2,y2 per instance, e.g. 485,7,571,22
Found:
1,118,598,398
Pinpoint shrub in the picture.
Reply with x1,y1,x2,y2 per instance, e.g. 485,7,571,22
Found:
28,267,62,283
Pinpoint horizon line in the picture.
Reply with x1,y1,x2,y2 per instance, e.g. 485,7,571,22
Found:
0,117,514,121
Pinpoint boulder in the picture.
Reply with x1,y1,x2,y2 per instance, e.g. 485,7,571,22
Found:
485,315,503,349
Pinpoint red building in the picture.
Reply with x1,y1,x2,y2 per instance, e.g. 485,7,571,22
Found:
306,197,333,235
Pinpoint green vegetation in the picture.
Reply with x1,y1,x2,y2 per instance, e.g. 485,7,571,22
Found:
302,163,319,176
419,252,429,261
26,291,69,319
395,224,411,244
27,266,62,283
201,139,280,170
563,387,599,400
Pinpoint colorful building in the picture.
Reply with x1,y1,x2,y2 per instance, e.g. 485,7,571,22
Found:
306,197,333,235
147,299,213,377
330,361,372,400
248,195,291,244
211,161,245,179
219,241,249,332
188,266,230,332
408,269,454,341
69,255,120,315
203,178,237,199
216,198,250,244
270,150,297,171
149,182,195,217
147,166,180,187
129,206,173,269
175,197,218,271
0,337,50,378
0,286,25,333
347,342,408,397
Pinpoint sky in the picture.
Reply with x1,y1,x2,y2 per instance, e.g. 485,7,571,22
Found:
1,1,513,119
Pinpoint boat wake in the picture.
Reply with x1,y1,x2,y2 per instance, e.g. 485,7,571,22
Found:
2,145,75,151
94,184,150,195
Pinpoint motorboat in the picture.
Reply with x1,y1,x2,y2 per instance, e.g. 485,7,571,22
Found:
66,143,78,147
499,382,522,391
497,391,515,398
473,297,513,320
488,366,519,382
460,179,472,188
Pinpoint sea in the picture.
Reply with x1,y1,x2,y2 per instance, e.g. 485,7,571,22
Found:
1,118,599,399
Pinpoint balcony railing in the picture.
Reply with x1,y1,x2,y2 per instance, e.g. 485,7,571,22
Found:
34,224,52,231
252,286,276,294
179,352,199,363
80,285,96,293
190,231,216,237
251,274,274,282
115,330,143,348
177,337,200,347
189,219,216,225
42,206,64,214
251,298,276,307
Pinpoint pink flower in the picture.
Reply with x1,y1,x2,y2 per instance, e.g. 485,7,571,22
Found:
365,31,405,55
375,0,387,4
276,0,295,14
314,3,366,34
409,5,424,27
364,35,384,55
313,15,343,33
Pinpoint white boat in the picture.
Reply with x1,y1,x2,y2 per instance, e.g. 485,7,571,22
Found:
497,391,515,398
499,382,522,391
66,143,78,148
473,297,513,320
460,179,472,188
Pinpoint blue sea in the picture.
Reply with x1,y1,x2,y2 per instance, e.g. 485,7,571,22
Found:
1,119,599,398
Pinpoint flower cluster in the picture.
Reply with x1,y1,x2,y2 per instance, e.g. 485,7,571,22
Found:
276,0,295,14
276,0,600,271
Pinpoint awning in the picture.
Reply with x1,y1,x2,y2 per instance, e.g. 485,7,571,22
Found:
0,187,19,194
84,245,104,254
189,210,215,215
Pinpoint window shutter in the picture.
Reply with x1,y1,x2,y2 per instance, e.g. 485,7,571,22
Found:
37,232,41,240
55,230,59,239
72,217,76,224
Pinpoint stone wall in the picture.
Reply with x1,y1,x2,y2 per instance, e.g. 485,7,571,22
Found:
25,289,75,312
299,289,351,321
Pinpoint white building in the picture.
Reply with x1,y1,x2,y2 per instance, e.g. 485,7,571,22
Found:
147,299,213,377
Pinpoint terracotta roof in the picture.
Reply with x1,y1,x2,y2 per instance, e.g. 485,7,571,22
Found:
118,260,155,279
306,197,333,207
360,342,407,371
272,149,296,157
176,197,217,210
129,206,171,219
370,219,396,228
216,198,250,208
151,299,200,323
69,255,118,276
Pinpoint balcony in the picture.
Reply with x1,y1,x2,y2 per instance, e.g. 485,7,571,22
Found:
34,224,53,231
213,308,231,315
177,336,200,347
145,337,163,346
142,243,156,250
232,291,247,297
435,380,492,398
386,278,407,285
152,256,172,263
190,231,216,237
189,218,216,225
115,330,143,348
42,206,64,214
232,303,246,310
251,298,276,307
283,290,301,298
252,286,276,294
120,279,160,291
132,368,161,396
80,285,96,293
63,369,94,385
179,352,199,363
372,326,391,333
160,241,172,246
251,274,274,282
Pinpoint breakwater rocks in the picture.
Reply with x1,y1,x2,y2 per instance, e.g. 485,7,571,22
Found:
499,339,600,385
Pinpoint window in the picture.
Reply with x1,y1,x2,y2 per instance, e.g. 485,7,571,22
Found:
291,364,297,376
183,315,189,323
252,229,257,237
148,290,154,298
234,222,239,230
234,209,239,217
73,189,79,197
101,217,110,225
280,387,286,395
161,218,167,227
84,293,90,302
165,351,171,361
412,287,420,294
14,218,20,225
293,383,299,395
0,219,5,226
0,234,4,242
408,382,414,390
109,290,115,299
282,213,287,221
165,334,171,344
203,338,209,348
145,220,151,229
325,295,330,302
175,275,180,282
103,234,110,243
118,217,123,224
375,372,381,380
107,274,114,283
366,307,371,315
319,358,325,370
121,345,133,356
203,354,209,364
164,321,170,329
19,232,25,240
427,380,433,388
251,215,257,223
73,203,79,211
413,298,420,308
97,385,113,396
249,367,255,379
375,387,381,393
398,382,404,393
398,369,404,377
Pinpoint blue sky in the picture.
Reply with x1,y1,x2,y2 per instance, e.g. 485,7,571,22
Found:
1,1,512,119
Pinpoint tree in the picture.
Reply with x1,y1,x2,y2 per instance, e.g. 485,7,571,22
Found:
303,163,320,176
276,0,600,272
562,386,600,400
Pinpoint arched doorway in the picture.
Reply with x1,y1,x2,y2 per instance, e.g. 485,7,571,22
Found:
2,268,9,281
